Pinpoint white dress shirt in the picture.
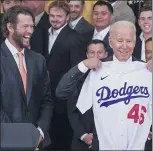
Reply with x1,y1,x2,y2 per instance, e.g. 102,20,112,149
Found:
69,16,83,29
140,32,146,62
5,38,44,139
93,26,110,40
35,11,44,26
48,24,67,53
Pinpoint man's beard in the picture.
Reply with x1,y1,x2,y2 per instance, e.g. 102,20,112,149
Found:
12,31,25,49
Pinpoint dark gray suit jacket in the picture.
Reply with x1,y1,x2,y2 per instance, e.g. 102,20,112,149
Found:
1,42,54,147
72,17,94,34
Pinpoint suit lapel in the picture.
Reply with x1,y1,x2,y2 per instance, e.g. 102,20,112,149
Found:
25,49,34,105
74,17,85,31
47,25,69,59
1,42,27,105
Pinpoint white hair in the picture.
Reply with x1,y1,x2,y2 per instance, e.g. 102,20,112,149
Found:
109,20,136,40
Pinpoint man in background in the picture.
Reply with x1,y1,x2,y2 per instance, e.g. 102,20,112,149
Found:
83,0,114,56
22,0,50,29
76,21,152,150
68,0,93,34
45,1,86,150
22,0,49,56
107,0,135,24
66,40,108,150
133,6,152,61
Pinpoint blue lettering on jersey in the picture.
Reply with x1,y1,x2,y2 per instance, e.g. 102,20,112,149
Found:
96,82,150,107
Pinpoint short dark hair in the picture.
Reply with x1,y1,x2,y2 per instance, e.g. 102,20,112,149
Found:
139,6,152,17
48,1,70,15
1,5,35,37
146,37,152,44
93,0,113,14
87,39,107,52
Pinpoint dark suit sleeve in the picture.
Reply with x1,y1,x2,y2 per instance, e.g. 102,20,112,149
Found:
56,65,86,100
0,107,12,123
36,58,54,134
67,88,87,139
69,33,86,67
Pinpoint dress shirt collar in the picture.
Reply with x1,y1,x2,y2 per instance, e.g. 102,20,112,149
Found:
139,32,144,41
35,11,44,26
113,55,132,63
111,1,117,6
48,23,67,35
94,26,110,39
70,16,83,29
5,38,25,56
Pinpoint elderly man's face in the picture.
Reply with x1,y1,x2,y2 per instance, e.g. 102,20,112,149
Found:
2,0,21,12
145,40,152,62
109,26,136,61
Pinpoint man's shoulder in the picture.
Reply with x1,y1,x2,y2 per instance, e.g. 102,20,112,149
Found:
28,49,45,61
80,17,93,28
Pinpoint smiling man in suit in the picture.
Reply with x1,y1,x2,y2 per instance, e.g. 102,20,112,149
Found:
1,6,53,150
133,6,152,61
83,0,114,56
68,0,93,34
46,1,86,150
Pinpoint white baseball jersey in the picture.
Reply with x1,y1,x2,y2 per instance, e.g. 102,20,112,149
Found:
77,61,152,150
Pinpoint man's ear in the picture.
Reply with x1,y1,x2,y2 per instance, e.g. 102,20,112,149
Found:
7,23,14,34
86,52,89,59
109,36,113,49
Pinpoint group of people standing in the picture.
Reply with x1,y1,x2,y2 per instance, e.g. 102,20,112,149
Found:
0,0,152,151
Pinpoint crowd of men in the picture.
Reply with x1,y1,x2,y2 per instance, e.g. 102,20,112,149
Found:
0,0,152,151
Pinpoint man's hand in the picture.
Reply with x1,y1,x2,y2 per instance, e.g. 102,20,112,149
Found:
83,58,101,70
148,131,152,140
34,135,43,151
146,59,152,72
82,133,93,145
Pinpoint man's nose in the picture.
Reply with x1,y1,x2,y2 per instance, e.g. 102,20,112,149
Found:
123,41,127,49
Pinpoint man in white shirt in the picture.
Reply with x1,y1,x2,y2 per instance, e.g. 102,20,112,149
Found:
83,0,114,56
76,21,152,150
46,1,86,150
108,0,135,24
68,0,93,34
133,6,152,61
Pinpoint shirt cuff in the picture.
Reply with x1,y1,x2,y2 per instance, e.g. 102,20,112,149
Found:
78,61,89,73
80,133,88,141
37,126,44,139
